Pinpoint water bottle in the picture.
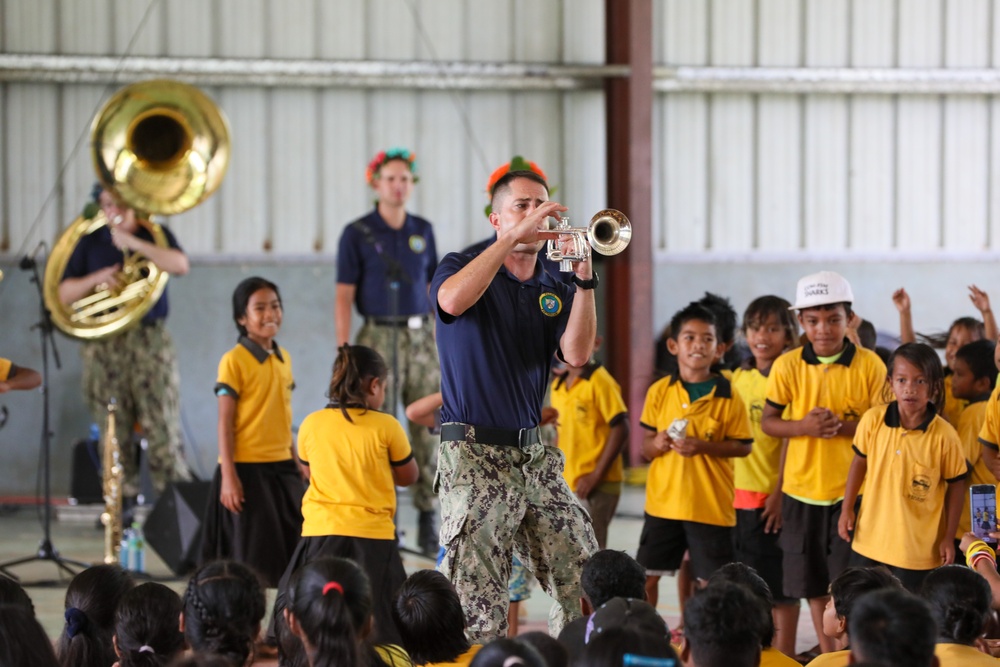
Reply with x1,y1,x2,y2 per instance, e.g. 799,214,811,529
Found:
130,521,145,573
119,528,131,569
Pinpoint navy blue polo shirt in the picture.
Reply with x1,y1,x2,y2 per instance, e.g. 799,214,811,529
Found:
62,223,181,324
462,235,573,284
431,252,575,430
336,207,438,317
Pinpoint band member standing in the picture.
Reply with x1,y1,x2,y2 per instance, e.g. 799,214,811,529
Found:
59,186,191,496
334,147,440,555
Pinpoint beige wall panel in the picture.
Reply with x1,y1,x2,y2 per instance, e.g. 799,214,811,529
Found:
317,0,366,59
896,98,943,251
319,90,369,256
463,92,514,247
57,85,107,230
711,0,754,66
562,91,606,225
416,92,473,252
709,95,754,251
851,0,895,66
990,100,1000,250
898,0,944,67
417,0,465,61
512,93,562,189
662,94,708,251
175,84,225,255
5,85,60,252
216,88,269,254
369,0,417,59
270,90,320,254
804,0,849,66
756,96,801,251
849,97,894,250
513,0,560,62
5,0,57,52
268,0,317,59
111,0,165,56
165,0,214,57
59,0,113,55
216,0,266,58
945,0,989,66
942,99,989,250
563,0,604,65
466,2,512,61
658,0,707,65
758,0,801,65
803,97,848,249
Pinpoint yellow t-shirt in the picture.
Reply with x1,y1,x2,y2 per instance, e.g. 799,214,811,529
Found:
550,363,628,491
977,382,1000,451
956,397,993,538
425,644,483,667
214,337,294,463
298,406,412,540
804,649,850,667
943,374,970,427
766,341,889,502
0,358,12,381
934,642,999,666
732,367,784,500
851,402,969,571
761,647,802,667
640,375,753,526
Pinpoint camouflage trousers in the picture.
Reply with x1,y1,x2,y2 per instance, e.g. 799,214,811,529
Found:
357,318,440,512
436,429,598,642
81,322,191,495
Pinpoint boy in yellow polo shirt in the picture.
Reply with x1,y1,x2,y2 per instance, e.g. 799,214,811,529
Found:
761,270,887,653
638,302,753,608
550,336,629,549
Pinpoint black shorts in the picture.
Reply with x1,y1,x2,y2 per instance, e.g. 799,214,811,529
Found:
778,494,853,599
850,552,932,594
734,507,796,604
636,514,734,580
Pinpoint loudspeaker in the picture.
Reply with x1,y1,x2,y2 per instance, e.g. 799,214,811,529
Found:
69,438,103,505
144,481,211,576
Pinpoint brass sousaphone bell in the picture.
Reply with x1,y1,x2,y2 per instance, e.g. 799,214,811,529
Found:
43,80,230,340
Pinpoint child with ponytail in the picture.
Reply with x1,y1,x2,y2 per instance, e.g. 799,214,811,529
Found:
273,344,418,649
285,557,409,667
182,560,266,667
113,583,184,667
56,564,134,667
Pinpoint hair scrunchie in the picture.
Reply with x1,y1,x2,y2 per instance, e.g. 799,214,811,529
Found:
64,607,88,638
502,658,526,667
138,645,155,654
322,581,344,596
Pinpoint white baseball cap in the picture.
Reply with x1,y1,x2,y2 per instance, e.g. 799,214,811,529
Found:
790,270,854,310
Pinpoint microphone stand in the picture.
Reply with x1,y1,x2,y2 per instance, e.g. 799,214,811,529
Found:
0,254,92,583
381,257,411,420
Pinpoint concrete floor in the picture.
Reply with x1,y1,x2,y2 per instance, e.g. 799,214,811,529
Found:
0,485,818,664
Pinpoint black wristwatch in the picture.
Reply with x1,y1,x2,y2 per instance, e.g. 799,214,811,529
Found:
572,272,599,290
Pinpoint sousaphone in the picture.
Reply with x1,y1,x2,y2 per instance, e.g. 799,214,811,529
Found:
43,80,230,340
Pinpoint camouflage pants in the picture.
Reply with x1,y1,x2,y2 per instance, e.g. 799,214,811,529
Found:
436,429,598,642
81,322,191,495
357,318,440,512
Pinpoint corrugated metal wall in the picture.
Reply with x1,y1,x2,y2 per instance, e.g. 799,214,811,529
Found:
654,0,1000,258
0,0,607,258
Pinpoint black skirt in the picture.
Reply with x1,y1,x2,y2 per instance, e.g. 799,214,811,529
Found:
199,460,305,587
271,534,407,646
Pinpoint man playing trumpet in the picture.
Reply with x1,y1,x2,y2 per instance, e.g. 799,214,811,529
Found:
59,185,192,499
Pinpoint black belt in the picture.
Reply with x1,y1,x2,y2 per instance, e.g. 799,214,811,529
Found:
440,423,540,448
364,315,428,327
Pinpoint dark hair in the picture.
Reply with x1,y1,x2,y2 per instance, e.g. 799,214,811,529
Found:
469,638,546,667
955,339,998,389
165,656,236,667
917,316,986,350
489,170,549,213
231,276,281,337
286,557,374,667
0,575,34,615
857,320,877,350
682,581,766,667
742,295,797,349
328,344,388,423
697,293,737,346
182,561,265,667
115,583,185,667
921,564,992,645
849,589,937,667
706,563,775,648
392,569,469,665
668,304,716,342
56,564,135,667
576,627,678,667
581,550,647,609
798,302,854,319
829,566,903,627
887,343,945,410
0,606,60,667
517,632,568,667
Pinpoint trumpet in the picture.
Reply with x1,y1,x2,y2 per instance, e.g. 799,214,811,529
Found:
540,209,632,272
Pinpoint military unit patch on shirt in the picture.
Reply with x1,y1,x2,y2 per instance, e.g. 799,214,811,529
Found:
539,292,563,317
409,235,427,253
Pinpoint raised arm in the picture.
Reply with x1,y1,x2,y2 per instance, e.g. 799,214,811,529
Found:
111,226,189,275
892,288,915,344
335,283,356,347
0,365,42,393
559,256,596,367
969,285,998,342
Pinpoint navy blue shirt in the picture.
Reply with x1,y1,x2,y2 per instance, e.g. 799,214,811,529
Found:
462,235,573,284
336,207,438,317
62,223,181,323
431,252,575,429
